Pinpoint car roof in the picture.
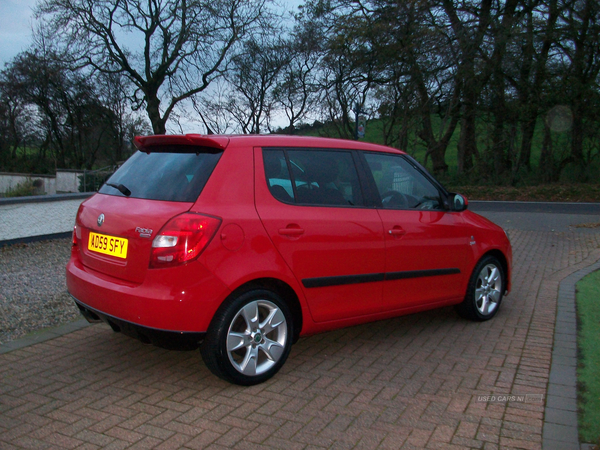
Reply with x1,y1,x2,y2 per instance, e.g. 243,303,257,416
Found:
134,134,406,154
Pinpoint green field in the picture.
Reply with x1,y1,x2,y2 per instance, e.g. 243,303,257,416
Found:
298,115,596,184
577,269,600,445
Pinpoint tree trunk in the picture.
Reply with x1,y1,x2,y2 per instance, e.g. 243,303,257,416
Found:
491,111,507,178
568,0,593,165
539,121,554,182
490,69,509,178
488,0,518,178
146,96,167,135
518,109,537,170
571,96,584,163
457,101,477,174
518,0,559,170
411,53,459,174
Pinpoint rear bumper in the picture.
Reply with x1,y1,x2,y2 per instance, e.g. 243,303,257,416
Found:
66,248,231,333
73,296,206,350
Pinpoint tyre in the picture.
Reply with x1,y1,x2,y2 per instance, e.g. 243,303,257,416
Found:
456,255,505,321
200,289,293,385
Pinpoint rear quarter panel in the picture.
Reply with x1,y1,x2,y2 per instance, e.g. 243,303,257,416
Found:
191,142,313,331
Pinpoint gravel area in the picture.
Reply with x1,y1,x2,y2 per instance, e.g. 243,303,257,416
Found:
0,238,80,344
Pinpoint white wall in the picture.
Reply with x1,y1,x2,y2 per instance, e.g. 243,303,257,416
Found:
0,170,83,195
56,170,82,193
0,173,55,195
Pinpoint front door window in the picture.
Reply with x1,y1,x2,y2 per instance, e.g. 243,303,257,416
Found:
362,152,470,309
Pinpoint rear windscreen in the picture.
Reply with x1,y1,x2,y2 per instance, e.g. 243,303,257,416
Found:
99,147,222,202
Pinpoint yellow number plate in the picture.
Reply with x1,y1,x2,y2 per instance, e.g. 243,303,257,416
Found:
88,232,128,259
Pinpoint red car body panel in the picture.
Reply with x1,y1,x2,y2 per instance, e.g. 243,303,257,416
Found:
377,208,471,308
74,195,192,283
254,147,386,323
67,254,230,332
190,143,311,326
461,210,513,293
66,134,512,343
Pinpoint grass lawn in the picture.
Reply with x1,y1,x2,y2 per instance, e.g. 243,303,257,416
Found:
577,269,600,445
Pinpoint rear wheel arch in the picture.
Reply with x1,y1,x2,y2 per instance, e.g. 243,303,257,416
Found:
201,288,293,385
223,278,303,343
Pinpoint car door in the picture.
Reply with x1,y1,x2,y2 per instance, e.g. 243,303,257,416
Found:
255,147,385,323
361,152,472,311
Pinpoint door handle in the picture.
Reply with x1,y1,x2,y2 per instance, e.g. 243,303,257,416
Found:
279,225,304,236
388,227,406,236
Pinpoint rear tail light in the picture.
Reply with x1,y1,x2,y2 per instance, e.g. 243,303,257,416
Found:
150,213,221,268
72,205,83,247
72,223,81,247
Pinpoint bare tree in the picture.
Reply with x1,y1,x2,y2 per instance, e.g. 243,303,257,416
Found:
219,34,290,134
95,72,152,163
0,69,29,167
298,0,462,169
2,47,149,171
272,25,320,133
559,0,600,165
190,83,238,134
36,0,271,134
508,0,561,171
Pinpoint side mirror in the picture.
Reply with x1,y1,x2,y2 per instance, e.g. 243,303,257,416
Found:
452,193,468,212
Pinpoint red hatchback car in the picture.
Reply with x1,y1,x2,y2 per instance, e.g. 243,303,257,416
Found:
67,134,512,385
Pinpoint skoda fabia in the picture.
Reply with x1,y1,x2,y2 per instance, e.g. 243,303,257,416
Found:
67,134,512,385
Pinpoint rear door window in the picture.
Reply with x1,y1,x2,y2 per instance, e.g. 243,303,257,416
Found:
99,147,222,202
263,150,295,203
263,149,364,207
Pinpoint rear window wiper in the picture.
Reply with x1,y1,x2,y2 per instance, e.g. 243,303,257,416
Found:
105,182,132,197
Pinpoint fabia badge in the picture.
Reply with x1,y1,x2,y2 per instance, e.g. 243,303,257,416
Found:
136,227,153,238
97,214,105,227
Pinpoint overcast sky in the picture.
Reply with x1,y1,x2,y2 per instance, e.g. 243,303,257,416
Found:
0,0,38,67
0,0,303,69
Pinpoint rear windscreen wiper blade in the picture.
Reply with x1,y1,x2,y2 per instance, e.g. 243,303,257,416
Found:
105,182,131,197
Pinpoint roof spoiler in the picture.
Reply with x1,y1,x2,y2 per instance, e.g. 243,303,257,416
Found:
133,134,230,151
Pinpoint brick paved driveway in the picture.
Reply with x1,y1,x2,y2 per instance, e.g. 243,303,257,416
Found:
2,227,600,449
